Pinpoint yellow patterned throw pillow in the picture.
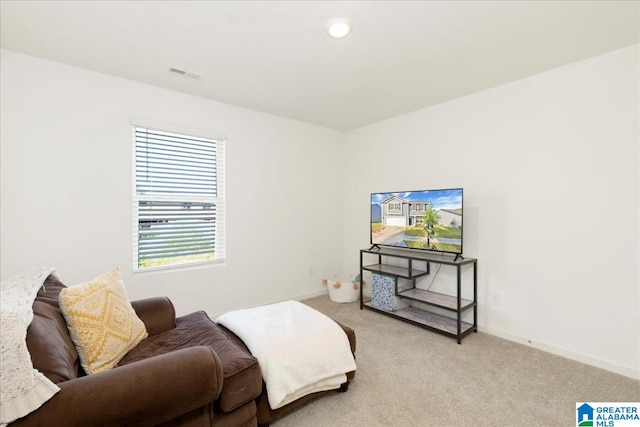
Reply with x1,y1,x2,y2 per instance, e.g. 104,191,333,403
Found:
58,267,148,374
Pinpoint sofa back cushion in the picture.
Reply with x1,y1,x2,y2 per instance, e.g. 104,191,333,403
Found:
26,274,80,383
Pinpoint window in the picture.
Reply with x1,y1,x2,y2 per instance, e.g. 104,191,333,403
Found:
133,126,225,270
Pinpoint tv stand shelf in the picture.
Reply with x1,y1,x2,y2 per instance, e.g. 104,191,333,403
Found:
362,304,475,337
361,263,429,280
398,288,474,312
359,247,477,344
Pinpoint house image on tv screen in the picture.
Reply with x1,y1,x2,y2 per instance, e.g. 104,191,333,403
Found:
370,189,463,254
380,195,429,226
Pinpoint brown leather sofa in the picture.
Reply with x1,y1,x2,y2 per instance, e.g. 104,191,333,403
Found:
14,273,356,427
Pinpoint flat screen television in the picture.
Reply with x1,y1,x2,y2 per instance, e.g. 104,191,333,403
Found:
370,188,463,255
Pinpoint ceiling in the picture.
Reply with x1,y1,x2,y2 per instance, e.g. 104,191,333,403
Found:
1,1,638,131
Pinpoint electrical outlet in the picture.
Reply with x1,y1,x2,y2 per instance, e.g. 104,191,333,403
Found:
490,293,500,306
308,267,314,277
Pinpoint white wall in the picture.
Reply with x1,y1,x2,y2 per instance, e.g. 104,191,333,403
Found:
342,45,639,378
2,45,638,379
0,49,344,316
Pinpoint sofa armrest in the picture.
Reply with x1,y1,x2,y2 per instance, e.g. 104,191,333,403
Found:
131,297,176,336
11,346,223,427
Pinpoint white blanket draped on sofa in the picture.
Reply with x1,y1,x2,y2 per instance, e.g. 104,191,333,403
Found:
216,300,357,410
1,267,60,426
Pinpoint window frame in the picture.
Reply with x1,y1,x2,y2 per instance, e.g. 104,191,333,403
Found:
132,125,225,272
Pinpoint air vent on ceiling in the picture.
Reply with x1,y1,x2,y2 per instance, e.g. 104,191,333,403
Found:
167,67,204,81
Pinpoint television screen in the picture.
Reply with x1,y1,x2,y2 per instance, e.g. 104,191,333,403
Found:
370,188,463,254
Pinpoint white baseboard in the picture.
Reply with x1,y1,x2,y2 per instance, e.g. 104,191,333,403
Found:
480,324,640,380
291,288,328,301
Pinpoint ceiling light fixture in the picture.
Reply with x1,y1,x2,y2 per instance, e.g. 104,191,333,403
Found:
325,17,352,39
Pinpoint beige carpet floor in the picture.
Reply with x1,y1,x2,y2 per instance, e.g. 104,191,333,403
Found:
270,295,639,427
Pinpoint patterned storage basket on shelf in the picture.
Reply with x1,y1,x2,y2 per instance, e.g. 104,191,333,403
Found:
370,273,409,311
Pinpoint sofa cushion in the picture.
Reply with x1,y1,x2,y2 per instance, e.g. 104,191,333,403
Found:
220,320,357,427
35,274,67,308
58,268,148,374
26,274,80,383
120,311,262,413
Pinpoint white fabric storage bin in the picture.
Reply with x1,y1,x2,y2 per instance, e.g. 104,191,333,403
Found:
326,275,360,303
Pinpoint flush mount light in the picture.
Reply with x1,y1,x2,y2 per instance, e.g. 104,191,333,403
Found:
325,17,352,39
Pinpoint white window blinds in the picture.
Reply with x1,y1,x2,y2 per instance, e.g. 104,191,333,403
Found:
134,126,225,270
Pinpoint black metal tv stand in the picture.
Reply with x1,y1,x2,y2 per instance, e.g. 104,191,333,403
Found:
359,247,477,344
